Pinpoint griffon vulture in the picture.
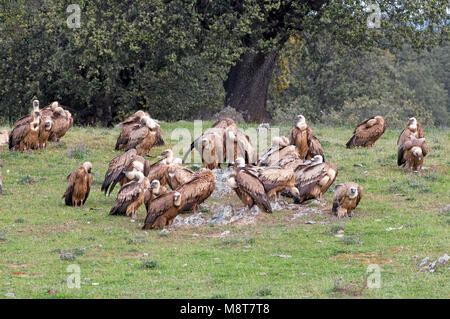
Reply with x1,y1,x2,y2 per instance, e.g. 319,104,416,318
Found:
147,149,175,186
346,116,386,148
176,168,215,213
38,116,53,149
165,159,195,190
46,104,72,142
397,117,424,147
109,170,150,218
124,116,159,156
115,111,164,150
182,118,256,166
255,166,301,202
142,191,182,229
397,136,428,172
62,162,93,207
228,158,272,213
9,100,41,151
289,115,325,160
101,149,151,196
332,182,363,218
144,179,168,212
293,158,337,203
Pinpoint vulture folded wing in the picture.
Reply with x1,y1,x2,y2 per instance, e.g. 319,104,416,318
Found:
9,124,30,149
306,129,325,161
109,181,142,215
102,149,137,195
332,183,346,213
125,127,149,151
236,169,271,213
84,174,93,203
62,172,77,205
258,168,294,192
144,192,178,226
295,164,328,196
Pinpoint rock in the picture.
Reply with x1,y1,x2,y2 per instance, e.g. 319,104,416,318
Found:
353,163,364,167
46,288,56,295
220,230,231,237
424,254,449,272
270,201,284,211
305,220,316,225
159,229,169,236
292,208,323,219
386,226,404,231
416,257,430,267
211,106,245,124
276,254,292,258
5,292,15,298
211,168,234,198
334,234,344,238
207,205,234,225
172,213,206,227
442,205,450,212
59,252,75,261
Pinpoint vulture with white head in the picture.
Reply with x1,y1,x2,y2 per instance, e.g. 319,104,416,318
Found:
101,149,150,196
332,182,363,218
142,191,182,229
165,159,195,190
397,136,428,172
289,115,325,160
176,168,215,213
62,162,93,207
397,117,424,147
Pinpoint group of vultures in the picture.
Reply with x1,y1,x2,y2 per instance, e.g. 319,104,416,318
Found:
3,101,428,229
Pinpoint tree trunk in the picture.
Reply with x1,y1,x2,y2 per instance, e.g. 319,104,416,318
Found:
223,50,278,123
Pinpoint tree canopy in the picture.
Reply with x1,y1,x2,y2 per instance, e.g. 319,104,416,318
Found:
0,1,448,125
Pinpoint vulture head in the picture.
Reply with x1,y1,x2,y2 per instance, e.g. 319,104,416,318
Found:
44,119,53,130
132,161,144,172
408,117,417,130
50,101,60,111
294,115,306,129
135,110,146,119
140,116,156,129
173,192,182,207
375,116,385,125
32,100,40,116
348,186,359,199
82,162,92,174
151,179,161,195
172,158,182,165
54,106,66,117
233,157,246,168
411,146,423,160
201,136,214,150
271,136,287,148
65,110,72,119
161,149,174,163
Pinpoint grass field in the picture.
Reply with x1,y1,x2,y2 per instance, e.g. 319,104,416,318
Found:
0,122,449,298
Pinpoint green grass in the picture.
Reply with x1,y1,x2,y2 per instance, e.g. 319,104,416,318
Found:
0,122,449,298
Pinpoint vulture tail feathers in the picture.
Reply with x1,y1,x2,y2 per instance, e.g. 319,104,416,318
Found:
346,135,356,148
182,140,196,164
154,134,165,146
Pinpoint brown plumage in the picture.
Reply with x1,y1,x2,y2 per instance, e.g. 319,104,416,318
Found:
115,111,164,150
124,116,158,156
271,153,304,171
101,149,150,196
332,182,363,218
397,136,428,172
397,117,424,147
62,162,93,207
38,116,53,149
165,160,194,190
9,100,41,151
228,158,272,213
289,115,325,160
142,191,182,229
346,116,386,148
257,136,290,166
147,149,175,186
293,161,337,203
256,166,300,201
9,114,41,151
144,179,169,212
109,171,150,218
45,103,72,142
182,118,256,166
176,168,215,213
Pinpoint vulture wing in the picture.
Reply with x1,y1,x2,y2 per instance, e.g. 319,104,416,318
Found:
9,123,30,150
125,126,150,151
101,149,137,195
258,167,294,192
144,192,178,226
236,169,272,213
306,128,325,161
62,171,77,205
109,181,143,215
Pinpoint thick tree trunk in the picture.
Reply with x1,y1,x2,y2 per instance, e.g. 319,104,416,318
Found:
223,51,278,123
